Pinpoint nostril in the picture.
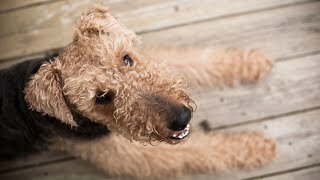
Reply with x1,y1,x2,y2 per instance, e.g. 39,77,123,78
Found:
169,105,192,131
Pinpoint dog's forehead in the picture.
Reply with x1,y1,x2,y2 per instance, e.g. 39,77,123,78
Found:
59,6,143,73
59,40,146,80
62,36,134,64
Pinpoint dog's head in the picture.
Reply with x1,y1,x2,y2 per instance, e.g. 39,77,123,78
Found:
24,6,194,144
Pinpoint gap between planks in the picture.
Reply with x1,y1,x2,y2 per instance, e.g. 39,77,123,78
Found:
242,163,320,180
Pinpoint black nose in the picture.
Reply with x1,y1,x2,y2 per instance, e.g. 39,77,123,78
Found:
169,106,192,131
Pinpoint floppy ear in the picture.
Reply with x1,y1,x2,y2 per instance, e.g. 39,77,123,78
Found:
24,60,77,127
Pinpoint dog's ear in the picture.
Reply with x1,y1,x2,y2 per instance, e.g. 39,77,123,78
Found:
73,5,139,43
24,60,77,127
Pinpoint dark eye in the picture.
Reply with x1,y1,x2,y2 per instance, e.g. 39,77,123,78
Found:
123,54,134,67
95,91,114,104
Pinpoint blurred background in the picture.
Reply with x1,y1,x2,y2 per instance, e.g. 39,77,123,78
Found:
0,0,320,179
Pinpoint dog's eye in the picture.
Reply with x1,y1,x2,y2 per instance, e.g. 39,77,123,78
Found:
123,54,134,67
95,91,114,104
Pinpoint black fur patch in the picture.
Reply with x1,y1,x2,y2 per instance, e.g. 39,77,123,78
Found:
0,56,109,160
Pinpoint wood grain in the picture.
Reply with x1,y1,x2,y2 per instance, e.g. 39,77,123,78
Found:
254,166,320,180
142,2,320,60
0,0,166,37
0,0,317,61
0,151,72,173
0,0,54,12
0,0,311,37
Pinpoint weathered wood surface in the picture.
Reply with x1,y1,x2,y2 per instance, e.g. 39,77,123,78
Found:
0,0,317,61
0,159,105,180
1,109,319,180
142,2,320,59
1,1,320,69
0,0,319,179
0,151,72,173
0,0,311,37
253,166,320,180
0,0,54,12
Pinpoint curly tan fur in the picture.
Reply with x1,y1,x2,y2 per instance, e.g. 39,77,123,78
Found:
52,131,276,178
25,6,194,143
24,5,276,178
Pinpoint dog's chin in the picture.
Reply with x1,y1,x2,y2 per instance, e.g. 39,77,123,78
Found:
109,123,191,144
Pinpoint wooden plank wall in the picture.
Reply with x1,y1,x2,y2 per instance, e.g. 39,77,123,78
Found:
0,0,319,179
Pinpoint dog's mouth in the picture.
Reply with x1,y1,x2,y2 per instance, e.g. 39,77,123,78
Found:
170,124,191,140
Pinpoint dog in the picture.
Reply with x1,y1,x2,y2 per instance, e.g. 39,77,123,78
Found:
0,6,276,178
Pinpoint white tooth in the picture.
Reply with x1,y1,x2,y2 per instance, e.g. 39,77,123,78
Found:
186,127,189,130
173,134,177,137
184,131,188,136
187,124,190,128
183,132,187,136
178,134,183,139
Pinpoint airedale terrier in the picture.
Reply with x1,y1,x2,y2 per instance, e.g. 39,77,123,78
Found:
0,6,276,178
